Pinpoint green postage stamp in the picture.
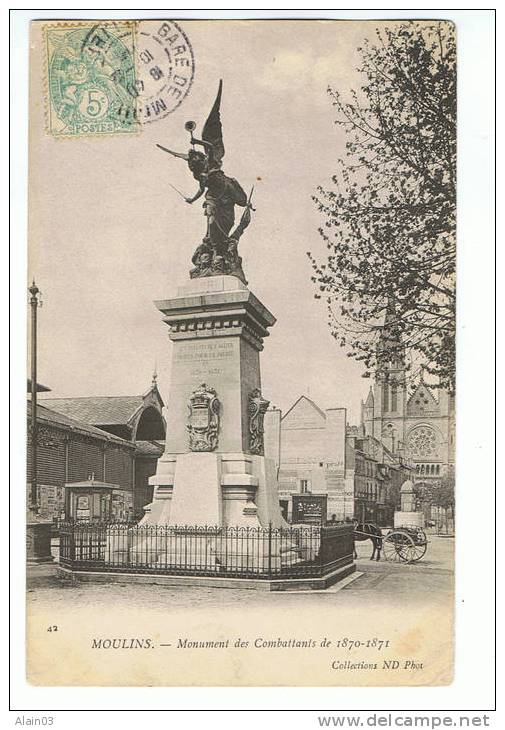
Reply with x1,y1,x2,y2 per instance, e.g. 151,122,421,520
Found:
44,21,139,138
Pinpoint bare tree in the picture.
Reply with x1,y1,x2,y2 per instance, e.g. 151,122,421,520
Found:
308,22,456,391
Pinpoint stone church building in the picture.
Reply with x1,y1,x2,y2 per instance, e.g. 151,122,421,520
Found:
267,305,454,524
360,307,455,483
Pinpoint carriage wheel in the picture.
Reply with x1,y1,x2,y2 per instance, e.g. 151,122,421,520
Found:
382,530,416,563
407,531,428,562
407,538,427,562
403,527,428,561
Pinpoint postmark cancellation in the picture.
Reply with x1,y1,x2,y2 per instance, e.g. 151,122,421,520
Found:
43,20,195,138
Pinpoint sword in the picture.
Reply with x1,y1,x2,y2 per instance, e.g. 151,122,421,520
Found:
167,181,187,200
246,186,256,212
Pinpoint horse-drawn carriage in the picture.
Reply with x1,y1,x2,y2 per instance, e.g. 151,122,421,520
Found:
353,522,428,563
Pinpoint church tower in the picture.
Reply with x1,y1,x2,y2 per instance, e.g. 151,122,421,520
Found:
361,301,455,478
372,301,407,443
361,386,374,437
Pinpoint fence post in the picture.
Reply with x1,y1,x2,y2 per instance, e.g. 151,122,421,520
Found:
267,522,272,578
319,526,324,576
70,523,75,563
127,523,131,567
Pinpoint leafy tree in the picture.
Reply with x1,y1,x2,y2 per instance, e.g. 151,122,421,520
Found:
414,474,455,520
432,473,455,510
308,22,456,391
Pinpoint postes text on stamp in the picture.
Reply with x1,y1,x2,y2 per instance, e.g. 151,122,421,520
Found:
44,22,139,138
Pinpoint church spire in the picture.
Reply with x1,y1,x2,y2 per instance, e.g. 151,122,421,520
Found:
377,298,405,370
383,297,397,328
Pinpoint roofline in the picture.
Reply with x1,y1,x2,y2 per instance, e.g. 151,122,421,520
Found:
40,394,146,401
33,406,136,449
406,381,440,407
141,383,165,407
281,395,327,422
40,389,166,426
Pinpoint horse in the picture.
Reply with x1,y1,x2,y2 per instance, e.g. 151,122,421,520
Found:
353,521,383,561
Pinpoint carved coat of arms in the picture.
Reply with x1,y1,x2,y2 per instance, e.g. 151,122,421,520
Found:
248,388,270,455
187,383,220,451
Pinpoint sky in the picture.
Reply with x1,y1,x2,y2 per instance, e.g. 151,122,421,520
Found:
28,19,392,424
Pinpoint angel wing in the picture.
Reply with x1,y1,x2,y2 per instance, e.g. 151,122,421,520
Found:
201,79,225,168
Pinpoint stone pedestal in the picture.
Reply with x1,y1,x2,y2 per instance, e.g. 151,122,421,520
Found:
142,275,287,531
394,511,424,528
394,479,424,527
27,514,54,564
400,479,416,512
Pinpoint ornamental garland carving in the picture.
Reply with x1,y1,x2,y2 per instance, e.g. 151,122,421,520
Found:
248,388,270,455
187,383,220,452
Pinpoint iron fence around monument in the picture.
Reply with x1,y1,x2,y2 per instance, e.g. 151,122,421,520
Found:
59,521,354,579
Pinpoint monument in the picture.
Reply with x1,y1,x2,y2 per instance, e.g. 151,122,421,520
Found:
394,479,424,528
59,81,354,587
144,81,286,531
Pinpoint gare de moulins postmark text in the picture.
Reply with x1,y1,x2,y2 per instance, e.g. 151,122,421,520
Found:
44,20,195,138
136,20,195,124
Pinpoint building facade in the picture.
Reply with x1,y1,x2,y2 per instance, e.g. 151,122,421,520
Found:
346,428,413,525
266,396,412,525
27,401,137,521
29,380,166,521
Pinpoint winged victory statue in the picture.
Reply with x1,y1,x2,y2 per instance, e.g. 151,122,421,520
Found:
156,80,254,285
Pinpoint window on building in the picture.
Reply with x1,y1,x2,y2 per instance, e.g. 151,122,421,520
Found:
391,386,397,412
300,479,310,494
436,465,440,475
382,384,389,412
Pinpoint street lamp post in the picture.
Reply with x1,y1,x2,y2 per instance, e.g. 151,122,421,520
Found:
29,280,40,512
26,279,53,564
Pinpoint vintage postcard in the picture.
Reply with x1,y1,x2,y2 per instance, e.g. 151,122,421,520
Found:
26,18,456,687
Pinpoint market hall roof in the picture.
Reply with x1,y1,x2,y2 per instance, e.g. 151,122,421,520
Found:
135,440,165,458
27,400,135,447
40,395,146,426
41,383,166,441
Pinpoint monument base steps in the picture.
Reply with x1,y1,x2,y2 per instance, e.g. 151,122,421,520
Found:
58,562,356,592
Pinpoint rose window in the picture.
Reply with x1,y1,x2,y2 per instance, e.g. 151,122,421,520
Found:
408,427,437,457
